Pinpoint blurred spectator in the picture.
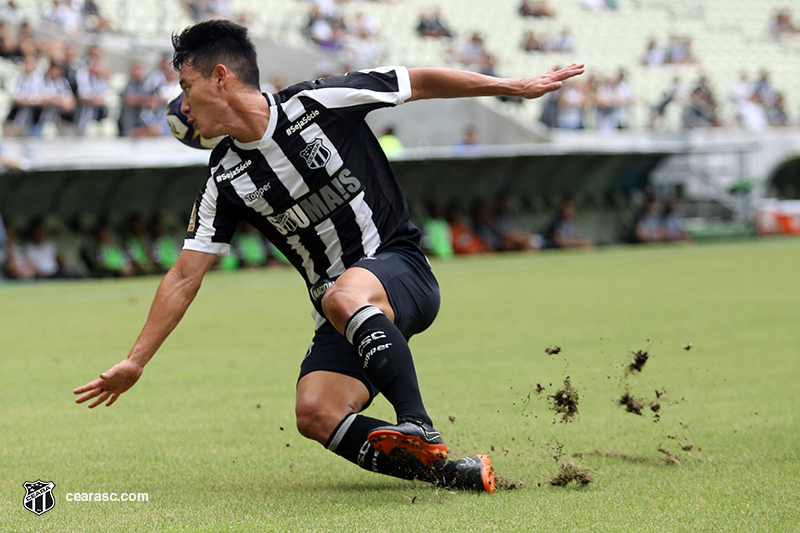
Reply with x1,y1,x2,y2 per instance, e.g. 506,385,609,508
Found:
540,89,560,128
0,1,22,24
521,30,543,52
150,216,180,270
665,35,695,64
771,9,800,36
421,201,453,259
629,196,664,243
649,76,685,128
3,54,46,136
378,125,404,157
343,27,382,69
594,75,617,130
738,93,768,132
86,221,135,277
542,199,593,249
35,60,75,136
23,219,72,278
353,12,380,39
519,0,555,18
472,199,538,252
416,7,453,38
0,21,20,60
683,76,719,128
614,69,634,128
17,22,40,58
455,33,497,74
455,125,483,153
117,62,150,136
557,82,585,129
304,4,346,51
140,56,175,134
82,0,112,32
767,93,790,126
640,38,665,66
662,198,689,242
75,47,109,134
445,203,492,255
123,214,159,275
2,224,36,279
42,0,82,35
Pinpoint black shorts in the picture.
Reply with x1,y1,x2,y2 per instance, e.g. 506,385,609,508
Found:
297,245,440,407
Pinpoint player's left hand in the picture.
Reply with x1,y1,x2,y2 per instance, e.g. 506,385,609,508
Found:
518,63,585,99
73,359,144,408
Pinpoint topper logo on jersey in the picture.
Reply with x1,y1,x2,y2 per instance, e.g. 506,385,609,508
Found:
300,138,331,170
266,168,364,236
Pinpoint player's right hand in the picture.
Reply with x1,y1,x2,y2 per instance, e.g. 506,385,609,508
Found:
73,359,144,408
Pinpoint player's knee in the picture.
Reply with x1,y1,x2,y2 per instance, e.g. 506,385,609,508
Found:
295,395,342,445
320,286,358,327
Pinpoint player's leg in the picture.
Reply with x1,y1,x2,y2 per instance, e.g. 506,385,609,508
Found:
321,265,432,427
295,369,495,491
321,250,447,464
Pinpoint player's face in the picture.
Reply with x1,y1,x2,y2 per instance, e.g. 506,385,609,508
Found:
179,63,226,138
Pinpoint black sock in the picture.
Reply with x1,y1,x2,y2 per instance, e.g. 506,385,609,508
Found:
325,413,439,483
345,306,431,426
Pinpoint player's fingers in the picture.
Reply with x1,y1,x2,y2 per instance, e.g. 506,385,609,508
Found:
73,378,104,394
105,393,120,407
88,391,111,409
75,388,103,404
549,63,558,73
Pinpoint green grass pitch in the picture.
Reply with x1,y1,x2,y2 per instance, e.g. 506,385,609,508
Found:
2,239,799,532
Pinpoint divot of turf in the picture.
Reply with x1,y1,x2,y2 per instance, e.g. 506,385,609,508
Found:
626,349,649,373
616,391,644,415
657,446,682,466
545,345,561,355
549,461,594,487
548,377,579,423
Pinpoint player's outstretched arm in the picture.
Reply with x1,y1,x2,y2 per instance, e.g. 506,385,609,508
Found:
73,250,217,408
408,63,585,102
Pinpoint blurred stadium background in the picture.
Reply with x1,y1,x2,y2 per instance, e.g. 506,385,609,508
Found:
1,0,800,279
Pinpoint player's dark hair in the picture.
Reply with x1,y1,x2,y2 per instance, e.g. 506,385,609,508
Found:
171,20,260,90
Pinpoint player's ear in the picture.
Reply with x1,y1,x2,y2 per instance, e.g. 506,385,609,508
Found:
214,64,227,88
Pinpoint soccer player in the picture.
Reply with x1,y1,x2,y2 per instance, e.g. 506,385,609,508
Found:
74,20,584,492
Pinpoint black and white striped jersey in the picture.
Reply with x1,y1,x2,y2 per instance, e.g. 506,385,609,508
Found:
184,66,421,326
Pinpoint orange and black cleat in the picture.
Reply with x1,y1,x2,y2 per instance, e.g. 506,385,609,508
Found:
368,420,448,466
438,454,497,493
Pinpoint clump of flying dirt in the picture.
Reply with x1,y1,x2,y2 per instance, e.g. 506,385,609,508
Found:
626,349,649,373
548,377,579,423
657,446,682,466
545,346,561,355
534,383,545,394
683,342,693,351
616,391,644,415
549,461,594,487
496,477,524,490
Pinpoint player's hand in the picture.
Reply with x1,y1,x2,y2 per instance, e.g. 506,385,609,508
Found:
73,359,144,408
518,63,585,99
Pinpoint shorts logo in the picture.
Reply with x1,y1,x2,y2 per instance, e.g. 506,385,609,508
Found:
23,480,56,515
300,138,331,170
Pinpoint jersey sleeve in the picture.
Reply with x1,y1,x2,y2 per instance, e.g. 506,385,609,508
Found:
183,177,238,255
300,66,412,123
